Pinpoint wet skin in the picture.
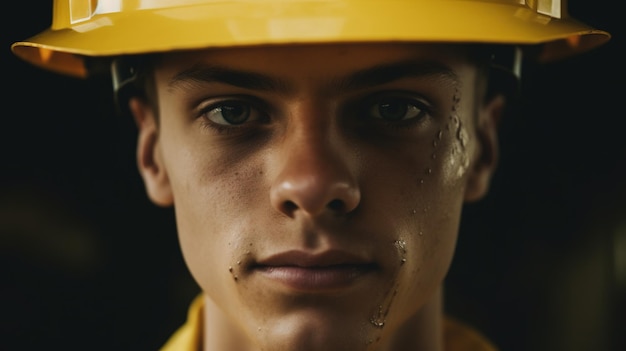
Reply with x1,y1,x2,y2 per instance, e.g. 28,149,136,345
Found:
131,43,502,351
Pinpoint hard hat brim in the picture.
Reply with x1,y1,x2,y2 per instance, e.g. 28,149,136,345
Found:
11,0,610,78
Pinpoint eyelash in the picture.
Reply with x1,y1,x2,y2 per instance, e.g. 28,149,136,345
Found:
194,92,434,134
196,96,269,134
357,93,434,129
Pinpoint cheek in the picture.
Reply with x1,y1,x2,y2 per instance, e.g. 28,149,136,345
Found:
411,91,472,275
360,140,464,332
160,128,266,293
384,149,464,327
376,97,472,316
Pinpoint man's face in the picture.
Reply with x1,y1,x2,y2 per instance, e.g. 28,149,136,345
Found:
134,43,499,350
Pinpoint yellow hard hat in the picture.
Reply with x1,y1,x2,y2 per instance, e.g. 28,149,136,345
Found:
12,0,610,78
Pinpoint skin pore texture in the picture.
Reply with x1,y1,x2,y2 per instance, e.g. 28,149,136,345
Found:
129,43,503,351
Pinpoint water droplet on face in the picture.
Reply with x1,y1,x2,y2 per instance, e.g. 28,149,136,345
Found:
366,336,382,345
437,130,443,140
370,306,386,328
457,126,468,148
394,239,407,266
229,266,239,281
394,239,407,252
419,231,423,236
419,179,424,184
426,168,432,175
370,319,385,328
433,141,438,147
431,153,436,159
412,209,417,214
452,89,461,111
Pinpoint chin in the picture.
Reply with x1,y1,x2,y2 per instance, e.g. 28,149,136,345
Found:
256,309,382,351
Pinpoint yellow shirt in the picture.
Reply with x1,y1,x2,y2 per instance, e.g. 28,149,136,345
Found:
161,295,498,351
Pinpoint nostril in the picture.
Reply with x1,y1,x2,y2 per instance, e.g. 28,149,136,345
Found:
282,200,298,214
280,199,349,217
271,175,360,218
327,199,345,212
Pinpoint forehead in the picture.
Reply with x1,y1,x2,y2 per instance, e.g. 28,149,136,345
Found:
153,43,478,85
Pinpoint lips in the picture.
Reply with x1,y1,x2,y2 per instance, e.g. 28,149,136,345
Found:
252,250,377,292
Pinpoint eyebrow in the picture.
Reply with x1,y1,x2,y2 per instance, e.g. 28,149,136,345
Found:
168,60,459,93
335,60,459,92
169,64,292,92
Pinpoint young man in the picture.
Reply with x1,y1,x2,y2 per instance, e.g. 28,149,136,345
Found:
11,1,610,350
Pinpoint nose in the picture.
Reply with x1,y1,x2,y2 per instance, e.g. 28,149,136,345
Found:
269,128,360,218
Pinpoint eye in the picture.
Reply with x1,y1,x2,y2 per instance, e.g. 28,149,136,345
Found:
199,100,265,126
369,98,428,122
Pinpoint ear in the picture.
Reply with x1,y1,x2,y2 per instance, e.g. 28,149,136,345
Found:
129,97,174,207
464,94,505,202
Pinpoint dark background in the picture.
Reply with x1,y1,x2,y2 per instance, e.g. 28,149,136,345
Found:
2,1,623,350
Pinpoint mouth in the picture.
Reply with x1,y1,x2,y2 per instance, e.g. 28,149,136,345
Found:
251,250,378,292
